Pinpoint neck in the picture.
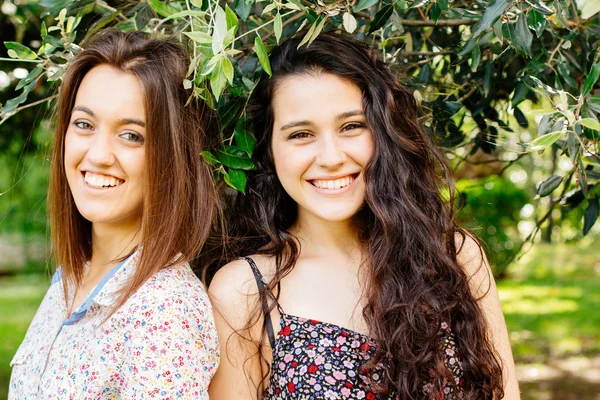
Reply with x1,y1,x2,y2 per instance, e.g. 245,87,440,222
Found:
90,222,141,270
291,211,361,259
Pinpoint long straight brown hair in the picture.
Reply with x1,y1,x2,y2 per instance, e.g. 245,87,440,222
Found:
49,29,215,311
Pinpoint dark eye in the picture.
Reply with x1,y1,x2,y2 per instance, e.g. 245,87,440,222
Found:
288,131,313,140
121,131,145,144
74,120,93,130
342,122,365,131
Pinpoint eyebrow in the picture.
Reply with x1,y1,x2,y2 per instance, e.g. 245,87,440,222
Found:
279,110,365,131
72,105,146,128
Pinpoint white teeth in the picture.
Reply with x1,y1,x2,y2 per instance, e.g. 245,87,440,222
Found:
312,176,355,190
84,172,123,188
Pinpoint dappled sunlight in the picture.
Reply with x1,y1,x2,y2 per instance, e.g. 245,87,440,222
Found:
503,296,579,315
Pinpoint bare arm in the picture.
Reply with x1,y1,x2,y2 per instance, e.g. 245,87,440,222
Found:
456,233,521,400
208,259,267,400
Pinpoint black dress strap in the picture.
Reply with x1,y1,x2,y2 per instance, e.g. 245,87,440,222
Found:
244,257,281,348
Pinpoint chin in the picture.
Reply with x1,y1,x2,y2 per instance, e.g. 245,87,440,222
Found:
314,208,362,223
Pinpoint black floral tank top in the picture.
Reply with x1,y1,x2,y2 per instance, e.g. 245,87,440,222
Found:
245,257,465,399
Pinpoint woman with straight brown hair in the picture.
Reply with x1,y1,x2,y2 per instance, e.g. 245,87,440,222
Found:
9,29,219,399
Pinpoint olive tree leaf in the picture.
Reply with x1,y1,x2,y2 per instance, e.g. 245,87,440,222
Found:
526,75,560,97
553,0,571,29
15,67,43,91
579,118,600,131
224,168,247,194
583,197,599,235
42,34,63,49
537,113,553,136
567,131,580,163
274,11,283,43
212,5,228,54
412,0,431,8
528,131,562,152
558,61,576,88
234,0,251,20
221,56,234,84
4,42,38,60
0,80,37,114
210,59,227,100
472,0,510,40
298,16,326,47
430,2,441,23
343,12,357,33
83,10,122,40
537,175,563,197
514,106,529,127
515,12,533,56
581,0,600,19
184,31,213,44
525,0,553,14
254,35,272,76
583,63,600,96
148,0,178,18
309,16,327,44
225,4,239,35
470,45,481,71
354,0,378,12
298,19,318,48
368,4,393,34
527,9,546,37
391,10,404,33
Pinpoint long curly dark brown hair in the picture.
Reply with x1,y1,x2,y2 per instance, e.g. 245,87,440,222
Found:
203,31,504,399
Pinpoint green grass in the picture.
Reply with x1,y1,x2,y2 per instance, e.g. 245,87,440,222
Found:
0,274,49,400
499,240,600,364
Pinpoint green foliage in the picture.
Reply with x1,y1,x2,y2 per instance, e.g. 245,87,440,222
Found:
457,177,529,274
1,0,599,241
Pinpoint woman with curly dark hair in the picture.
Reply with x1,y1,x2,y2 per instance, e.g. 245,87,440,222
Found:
207,32,518,399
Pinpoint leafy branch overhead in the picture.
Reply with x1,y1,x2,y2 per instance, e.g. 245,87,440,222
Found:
1,0,600,236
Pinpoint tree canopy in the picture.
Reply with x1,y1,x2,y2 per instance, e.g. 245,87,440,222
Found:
1,0,599,251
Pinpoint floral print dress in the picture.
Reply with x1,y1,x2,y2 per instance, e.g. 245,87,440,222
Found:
9,251,219,399
246,257,464,400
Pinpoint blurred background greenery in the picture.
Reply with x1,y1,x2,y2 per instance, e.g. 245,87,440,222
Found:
1,0,600,398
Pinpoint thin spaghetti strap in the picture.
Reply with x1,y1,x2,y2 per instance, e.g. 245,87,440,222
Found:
244,257,283,348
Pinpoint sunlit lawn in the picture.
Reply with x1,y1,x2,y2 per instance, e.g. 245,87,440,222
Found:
0,274,49,400
0,240,598,399
499,240,600,363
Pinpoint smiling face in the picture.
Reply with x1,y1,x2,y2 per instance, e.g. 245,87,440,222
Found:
271,72,375,224
64,64,146,231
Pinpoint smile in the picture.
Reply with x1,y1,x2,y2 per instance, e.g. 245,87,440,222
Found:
309,174,357,190
83,171,124,189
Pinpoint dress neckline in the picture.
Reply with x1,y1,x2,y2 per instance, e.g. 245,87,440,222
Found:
278,311,374,342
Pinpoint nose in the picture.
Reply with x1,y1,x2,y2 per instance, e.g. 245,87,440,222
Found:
86,130,116,167
315,133,346,169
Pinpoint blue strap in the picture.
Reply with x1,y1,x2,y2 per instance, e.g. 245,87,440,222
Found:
63,260,126,326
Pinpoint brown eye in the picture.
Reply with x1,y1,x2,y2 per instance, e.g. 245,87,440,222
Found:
120,131,145,144
342,122,365,131
288,131,313,140
74,120,93,130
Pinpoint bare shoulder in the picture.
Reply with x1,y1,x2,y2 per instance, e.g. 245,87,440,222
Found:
454,231,495,298
208,254,276,309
